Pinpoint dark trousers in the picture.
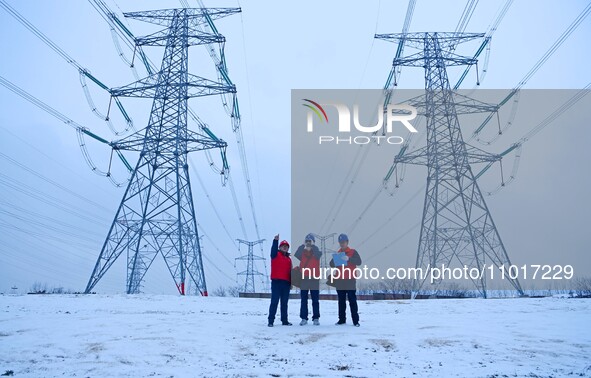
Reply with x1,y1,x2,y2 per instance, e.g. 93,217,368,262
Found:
268,279,290,324
337,289,359,323
300,289,320,320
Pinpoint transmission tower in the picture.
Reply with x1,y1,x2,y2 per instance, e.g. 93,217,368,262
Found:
375,32,524,298
312,233,336,292
84,7,240,295
312,233,336,270
235,239,266,293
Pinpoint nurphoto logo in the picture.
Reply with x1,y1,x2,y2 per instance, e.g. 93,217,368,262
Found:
302,98,418,145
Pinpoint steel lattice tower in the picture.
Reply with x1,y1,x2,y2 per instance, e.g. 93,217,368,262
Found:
312,233,336,292
84,7,240,295
375,32,524,298
312,233,335,271
235,239,265,293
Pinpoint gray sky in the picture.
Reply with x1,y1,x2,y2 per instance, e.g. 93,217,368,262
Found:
0,0,589,294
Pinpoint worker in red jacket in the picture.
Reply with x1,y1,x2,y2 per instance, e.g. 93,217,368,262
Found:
268,234,292,327
294,233,322,325
330,233,362,326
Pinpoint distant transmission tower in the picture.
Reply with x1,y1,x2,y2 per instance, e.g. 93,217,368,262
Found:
84,7,240,295
313,233,336,292
235,239,265,293
375,32,524,298
312,233,336,271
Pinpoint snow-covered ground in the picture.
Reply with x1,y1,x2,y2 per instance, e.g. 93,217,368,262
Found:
0,294,589,377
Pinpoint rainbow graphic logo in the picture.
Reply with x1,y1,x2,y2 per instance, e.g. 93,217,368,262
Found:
302,99,328,124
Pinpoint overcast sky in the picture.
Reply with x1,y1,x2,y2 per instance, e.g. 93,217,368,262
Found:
0,0,589,294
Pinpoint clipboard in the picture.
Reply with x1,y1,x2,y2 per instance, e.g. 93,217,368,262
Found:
332,252,347,266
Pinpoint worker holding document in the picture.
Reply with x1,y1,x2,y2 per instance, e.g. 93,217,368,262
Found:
329,233,362,327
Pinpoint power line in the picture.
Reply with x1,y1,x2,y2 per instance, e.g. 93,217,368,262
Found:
0,228,145,292
454,0,479,35
364,220,421,265
190,162,239,249
0,0,134,135
0,219,97,250
471,2,591,140
356,0,382,90
453,0,513,89
319,0,418,235
0,152,112,214
0,0,82,70
228,174,249,239
479,82,591,195
0,245,92,286
519,4,591,88
0,201,104,239
197,223,237,283
0,76,81,131
232,0,267,244
0,174,108,225
355,184,425,248
366,81,590,261
0,75,131,185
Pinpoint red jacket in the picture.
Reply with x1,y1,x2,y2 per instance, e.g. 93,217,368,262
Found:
270,239,292,282
296,246,321,279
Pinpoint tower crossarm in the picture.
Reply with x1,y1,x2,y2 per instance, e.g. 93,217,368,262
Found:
109,73,235,98
404,92,498,115
110,129,227,153
134,28,225,46
393,143,501,167
375,32,484,50
464,144,502,164
236,270,264,275
391,51,478,67
123,8,241,27
393,145,430,166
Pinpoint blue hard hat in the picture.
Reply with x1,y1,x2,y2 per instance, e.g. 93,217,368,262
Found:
305,233,315,242
338,233,348,243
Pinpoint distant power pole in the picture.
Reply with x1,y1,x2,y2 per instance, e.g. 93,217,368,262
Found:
312,233,336,271
313,233,336,292
235,239,266,293
375,32,525,298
